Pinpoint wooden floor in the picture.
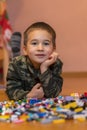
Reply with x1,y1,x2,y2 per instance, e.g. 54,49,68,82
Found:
61,72,87,95
0,120,87,130
0,72,87,130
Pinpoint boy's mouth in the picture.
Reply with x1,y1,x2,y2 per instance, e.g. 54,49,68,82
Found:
35,54,45,58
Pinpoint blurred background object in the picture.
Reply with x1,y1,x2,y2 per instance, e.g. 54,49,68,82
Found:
10,32,21,59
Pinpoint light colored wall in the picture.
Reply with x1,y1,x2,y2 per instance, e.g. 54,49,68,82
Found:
7,0,87,72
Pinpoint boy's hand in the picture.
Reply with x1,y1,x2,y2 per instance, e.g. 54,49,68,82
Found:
40,52,59,73
26,83,44,99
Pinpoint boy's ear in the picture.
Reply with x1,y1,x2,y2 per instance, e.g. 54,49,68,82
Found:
22,45,27,55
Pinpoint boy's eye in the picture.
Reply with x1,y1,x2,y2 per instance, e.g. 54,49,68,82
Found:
44,42,50,45
31,42,37,45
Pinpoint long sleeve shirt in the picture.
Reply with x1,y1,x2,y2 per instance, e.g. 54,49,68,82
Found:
6,55,63,100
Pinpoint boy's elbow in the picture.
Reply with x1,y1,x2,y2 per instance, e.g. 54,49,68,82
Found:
5,89,13,100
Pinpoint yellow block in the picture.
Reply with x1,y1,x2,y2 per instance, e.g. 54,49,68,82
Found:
53,119,65,124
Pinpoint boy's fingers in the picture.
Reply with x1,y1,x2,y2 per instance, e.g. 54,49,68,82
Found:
34,83,42,88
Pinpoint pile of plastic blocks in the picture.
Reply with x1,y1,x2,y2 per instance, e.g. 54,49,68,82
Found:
0,92,87,124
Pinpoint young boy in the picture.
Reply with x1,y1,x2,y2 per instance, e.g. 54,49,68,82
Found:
6,22,63,100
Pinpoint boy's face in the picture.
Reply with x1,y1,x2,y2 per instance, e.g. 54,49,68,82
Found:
23,29,54,68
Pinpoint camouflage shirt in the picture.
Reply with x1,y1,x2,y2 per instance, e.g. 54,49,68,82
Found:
6,55,63,100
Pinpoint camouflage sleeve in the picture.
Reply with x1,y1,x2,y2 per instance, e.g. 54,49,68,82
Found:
39,59,63,98
6,61,28,100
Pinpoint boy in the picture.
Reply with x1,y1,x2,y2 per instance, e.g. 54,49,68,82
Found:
6,22,63,100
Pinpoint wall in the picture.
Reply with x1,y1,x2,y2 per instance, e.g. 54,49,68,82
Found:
7,0,87,72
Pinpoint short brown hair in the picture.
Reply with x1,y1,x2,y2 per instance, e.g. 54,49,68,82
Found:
24,22,56,48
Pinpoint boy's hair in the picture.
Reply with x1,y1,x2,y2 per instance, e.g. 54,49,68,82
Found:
24,22,56,48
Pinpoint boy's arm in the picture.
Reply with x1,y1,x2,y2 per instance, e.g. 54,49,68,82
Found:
39,59,63,98
6,62,29,100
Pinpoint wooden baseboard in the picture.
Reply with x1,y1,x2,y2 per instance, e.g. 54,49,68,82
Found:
62,72,87,77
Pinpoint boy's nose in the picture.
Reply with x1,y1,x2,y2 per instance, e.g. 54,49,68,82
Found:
38,44,43,50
